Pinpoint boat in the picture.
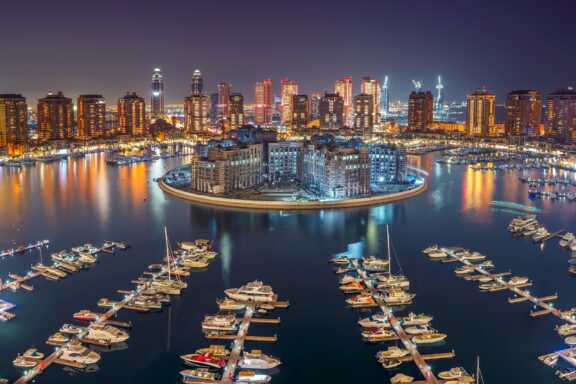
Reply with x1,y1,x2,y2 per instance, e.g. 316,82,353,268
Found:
560,233,575,247
508,276,529,286
404,325,434,335
202,314,238,332
381,359,402,369
339,274,361,285
330,256,350,265
60,340,101,364
361,328,397,342
479,282,503,290
196,345,230,358
557,324,576,336
13,355,38,368
362,256,390,272
422,245,438,254
565,336,576,345
239,350,281,369
339,281,365,293
438,367,465,379
402,312,433,326
570,266,576,275
48,332,69,344
532,228,550,242
345,293,377,308
382,287,415,304
181,257,209,269
358,313,390,328
180,368,219,381
455,265,475,275
77,253,97,264
412,333,447,344
334,267,352,274
428,251,447,259
478,260,494,270
73,310,100,322
542,354,559,367
234,371,271,383
225,280,277,303
86,324,129,343
462,252,486,261
390,373,414,383
60,323,84,334
180,353,226,368
23,348,44,360
218,299,246,311
376,346,409,360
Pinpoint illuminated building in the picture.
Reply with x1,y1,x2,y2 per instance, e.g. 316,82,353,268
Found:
334,77,353,126
353,94,374,131
268,141,304,183
118,92,146,136
281,79,298,126
361,77,381,120
435,76,444,111
254,79,272,124
209,93,218,124
37,91,74,141
184,94,210,132
151,68,164,119
504,90,542,137
77,95,106,139
369,144,407,191
292,95,309,130
466,88,495,136
381,76,389,117
407,91,433,130
0,94,28,146
319,92,344,129
218,83,232,118
310,93,321,121
228,93,244,130
191,69,204,95
546,88,576,143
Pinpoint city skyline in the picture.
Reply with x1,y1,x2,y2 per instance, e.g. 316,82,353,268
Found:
1,0,575,104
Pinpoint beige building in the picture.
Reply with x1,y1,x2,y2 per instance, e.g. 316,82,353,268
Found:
38,91,74,141
466,88,495,136
77,95,106,139
118,92,146,136
0,94,27,146
184,94,210,132
281,79,298,126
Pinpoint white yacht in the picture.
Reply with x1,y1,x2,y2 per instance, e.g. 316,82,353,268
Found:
558,324,576,336
508,276,529,286
218,299,246,311
428,250,447,259
358,313,391,328
560,233,575,247
532,228,550,242
196,345,230,358
362,256,389,272
202,315,238,332
60,323,84,334
235,371,271,383
455,265,475,275
462,252,486,261
438,367,465,380
181,257,209,269
77,253,97,264
478,260,494,270
339,282,365,293
361,328,396,342
339,274,361,285
390,373,414,383
345,293,377,308
382,288,415,304
225,280,276,303
412,333,447,344
404,325,434,335
402,312,433,326
86,324,129,343
239,350,281,370
376,346,409,360
376,274,410,289
60,340,101,365
422,245,438,254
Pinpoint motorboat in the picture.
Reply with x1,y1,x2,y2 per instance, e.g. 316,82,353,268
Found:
560,233,575,247
225,280,276,303
532,228,550,242
77,253,97,264
196,345,230,358
412,333,447,344
13,355,38,368
234,371,271,383
390,373,414,383
542,354,559,367
557,324,576,336
339,274,361,285
462,252,486,261
180,353,226,368
73,310,101,322
422,245,438,254
428,251,447,259
358,313,390,328
508,276,529,286
201,315,238,332
375,274,410,289
362,256,390,272
404,325,434,335
438,367,465,380
382,288,415,304
23,348,44,360
181,257,209,269
376,346,409,360
565,336,576,345
239,350,281,369
218,299,246,311
60,340,101,365
346,293,377,308
330,256,350,265
402,312,433,326
60,323,84,334
334,267,352,274
478,260,494,270
455,265,475,275
381,359,402,369
361,328,397,342
85,324,129,343
180,368,219,381
48,332,69,344
479,282,503,290
339,282,365,293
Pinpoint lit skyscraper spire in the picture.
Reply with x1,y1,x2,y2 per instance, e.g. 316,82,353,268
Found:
381,75,389,117
435,76,444,111
151,68,164,119
191,69,204,95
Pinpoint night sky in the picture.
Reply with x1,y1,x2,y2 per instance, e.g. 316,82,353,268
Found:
1,0,574,104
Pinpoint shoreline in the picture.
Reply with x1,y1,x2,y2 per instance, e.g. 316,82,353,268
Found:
158,179,428,210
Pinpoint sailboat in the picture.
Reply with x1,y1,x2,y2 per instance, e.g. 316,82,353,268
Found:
474,356,485,384
152,227,185,295
376,226,410,290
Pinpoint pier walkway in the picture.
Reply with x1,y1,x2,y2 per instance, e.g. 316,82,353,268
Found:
0,240,49,259
220,306,255,384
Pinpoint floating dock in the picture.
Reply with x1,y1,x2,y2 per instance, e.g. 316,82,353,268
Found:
0,240,49,259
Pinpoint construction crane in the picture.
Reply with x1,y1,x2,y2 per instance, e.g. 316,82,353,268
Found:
412,80,422,92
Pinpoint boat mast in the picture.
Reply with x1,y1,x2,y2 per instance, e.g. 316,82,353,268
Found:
164,226,171,281
386,225,392,277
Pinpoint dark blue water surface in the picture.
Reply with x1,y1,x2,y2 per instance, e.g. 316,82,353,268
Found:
0,152,575,384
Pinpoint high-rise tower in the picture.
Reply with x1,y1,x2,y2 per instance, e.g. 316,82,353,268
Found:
151,68,164,119
191,69,204,95
254,80,272,124
217,83,232,118
466,88,495,136
0,94,28,146
37,91,74,141
381,76,389,117
281,79,298,126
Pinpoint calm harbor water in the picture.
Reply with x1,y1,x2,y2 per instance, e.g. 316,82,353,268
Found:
0,152,576,383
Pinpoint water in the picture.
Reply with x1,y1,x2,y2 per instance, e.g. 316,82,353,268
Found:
0,152,575,383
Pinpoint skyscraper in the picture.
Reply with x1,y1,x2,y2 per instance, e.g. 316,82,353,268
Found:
0,94,27,146
254,80,272,124
151,68,164,119
37,91,74,141
191,69,204,95
281,79,298,126
504,90,542,137
217,83,232,118
361,77,381,122
292,95,309,130
228,93,244,130
407,91,434,131
334,77,353,127
381,76,390,117
118,92,146,136
435,76,444,111
546,88,576,143
354,94,374,131
319,92,344,129
310,93,321,121
466,88,495,136
209,93,219,124
77,95,106,139
184,95,210,132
